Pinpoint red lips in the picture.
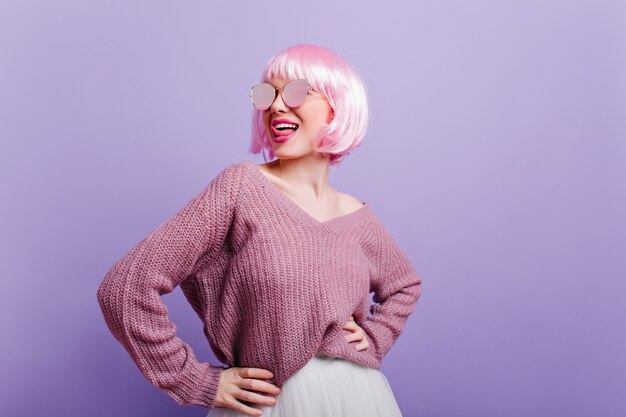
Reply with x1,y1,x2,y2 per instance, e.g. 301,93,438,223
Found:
270,118,299,142
271,128,298,143
272,118,299,127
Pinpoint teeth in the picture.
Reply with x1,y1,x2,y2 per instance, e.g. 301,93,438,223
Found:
275,123,298,129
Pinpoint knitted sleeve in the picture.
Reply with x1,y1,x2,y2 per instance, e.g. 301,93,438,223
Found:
359,217,423,362
96,164,243,409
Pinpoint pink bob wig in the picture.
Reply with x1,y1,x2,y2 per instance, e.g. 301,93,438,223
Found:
249,44,370,169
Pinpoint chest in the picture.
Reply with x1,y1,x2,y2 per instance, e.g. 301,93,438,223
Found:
228,211,373,300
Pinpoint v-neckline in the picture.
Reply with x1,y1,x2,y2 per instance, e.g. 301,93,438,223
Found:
240,160,372,233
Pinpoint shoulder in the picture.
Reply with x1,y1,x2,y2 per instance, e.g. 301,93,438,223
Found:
337,191,366,212
208,160,254,189
218,160,250,178
195,161,252,206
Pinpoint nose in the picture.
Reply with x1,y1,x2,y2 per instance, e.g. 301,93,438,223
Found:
270,90,289,113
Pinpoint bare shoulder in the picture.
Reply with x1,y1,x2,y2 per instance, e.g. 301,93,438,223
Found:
256,162,287,188
338,191,366,211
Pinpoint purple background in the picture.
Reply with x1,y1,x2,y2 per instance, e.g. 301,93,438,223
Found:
1,1,624,416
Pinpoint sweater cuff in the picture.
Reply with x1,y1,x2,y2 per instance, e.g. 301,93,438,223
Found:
175,360,226,409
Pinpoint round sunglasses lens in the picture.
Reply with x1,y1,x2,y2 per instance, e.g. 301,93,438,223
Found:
283,79,309,107
251,83,276,110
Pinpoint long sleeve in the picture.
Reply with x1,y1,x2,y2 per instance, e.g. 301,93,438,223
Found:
96,165,243,409
359,218,423,362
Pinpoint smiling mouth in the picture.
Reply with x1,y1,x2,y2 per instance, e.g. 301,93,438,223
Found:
271,126,298,143
271,124,299,137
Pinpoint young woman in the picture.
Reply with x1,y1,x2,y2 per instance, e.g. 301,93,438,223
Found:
97,44,422,417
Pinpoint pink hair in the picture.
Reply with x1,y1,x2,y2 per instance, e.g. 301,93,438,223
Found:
248,44,371,169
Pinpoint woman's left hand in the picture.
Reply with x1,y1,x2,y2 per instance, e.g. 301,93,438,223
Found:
343,315,370,351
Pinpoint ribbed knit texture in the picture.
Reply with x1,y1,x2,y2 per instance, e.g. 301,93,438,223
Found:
96,160,422,409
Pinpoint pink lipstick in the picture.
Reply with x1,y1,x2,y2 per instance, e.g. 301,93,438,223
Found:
271,118,299,143
272,128,298,143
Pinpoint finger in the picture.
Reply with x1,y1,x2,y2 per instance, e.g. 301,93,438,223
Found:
355,340,369,351
343,320,356,330
344,332,363,343
349,315,355,321
234,386,278,408
238,367,274,380
221,395,264,417
238,377,282,396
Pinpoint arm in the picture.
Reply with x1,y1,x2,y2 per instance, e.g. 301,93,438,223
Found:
359,217,423,362
96,164,243,409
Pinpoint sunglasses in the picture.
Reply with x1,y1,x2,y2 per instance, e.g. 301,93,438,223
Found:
249,79,318,111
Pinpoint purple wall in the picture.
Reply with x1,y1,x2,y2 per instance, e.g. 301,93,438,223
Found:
1,1,624,416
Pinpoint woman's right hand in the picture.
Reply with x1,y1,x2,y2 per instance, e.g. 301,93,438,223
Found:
213,367,282,417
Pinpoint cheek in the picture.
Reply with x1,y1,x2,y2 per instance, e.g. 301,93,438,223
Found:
296,112,326,131
302,118,328,133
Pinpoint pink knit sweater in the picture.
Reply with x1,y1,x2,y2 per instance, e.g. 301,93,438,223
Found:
96,160,422,409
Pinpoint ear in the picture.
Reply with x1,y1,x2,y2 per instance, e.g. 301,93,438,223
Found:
327,108,335,124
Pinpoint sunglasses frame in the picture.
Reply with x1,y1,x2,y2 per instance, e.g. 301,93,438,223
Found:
249,79,319,110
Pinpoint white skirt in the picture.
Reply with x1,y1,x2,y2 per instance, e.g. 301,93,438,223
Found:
207,351,403,417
